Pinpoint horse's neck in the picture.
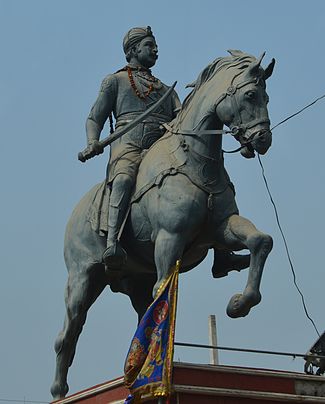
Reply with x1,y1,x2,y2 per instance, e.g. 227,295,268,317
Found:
177,97,223,160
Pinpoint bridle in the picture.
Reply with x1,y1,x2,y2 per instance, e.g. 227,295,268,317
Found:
163,76,271,151
225,78,270,146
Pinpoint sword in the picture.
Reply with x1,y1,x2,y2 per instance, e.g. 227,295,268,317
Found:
78,81,177,162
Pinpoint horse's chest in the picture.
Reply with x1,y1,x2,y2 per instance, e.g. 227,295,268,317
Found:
186,155,224,190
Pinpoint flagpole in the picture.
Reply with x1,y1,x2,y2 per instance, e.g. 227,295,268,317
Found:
158,398,170,404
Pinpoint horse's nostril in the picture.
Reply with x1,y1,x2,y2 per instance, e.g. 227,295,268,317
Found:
256,129,270,143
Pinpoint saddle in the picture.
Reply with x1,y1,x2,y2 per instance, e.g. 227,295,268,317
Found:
87,129,233,235
86,132,182,235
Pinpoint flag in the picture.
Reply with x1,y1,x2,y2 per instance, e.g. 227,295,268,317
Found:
124,261,180,403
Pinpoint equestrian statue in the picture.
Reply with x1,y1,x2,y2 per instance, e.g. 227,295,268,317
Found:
51,26,275,399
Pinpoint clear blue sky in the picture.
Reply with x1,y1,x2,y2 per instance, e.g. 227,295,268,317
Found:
1,0,325,402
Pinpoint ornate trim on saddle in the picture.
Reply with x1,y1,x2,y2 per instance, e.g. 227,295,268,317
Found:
131,132,234,204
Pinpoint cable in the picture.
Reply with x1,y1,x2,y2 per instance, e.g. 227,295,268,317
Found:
270,93,325,132
257,154,320,337
174,341,325,360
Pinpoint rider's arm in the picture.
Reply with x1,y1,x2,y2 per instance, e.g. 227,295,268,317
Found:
86,74,117,147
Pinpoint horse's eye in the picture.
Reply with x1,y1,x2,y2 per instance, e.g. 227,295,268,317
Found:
245,91,256,100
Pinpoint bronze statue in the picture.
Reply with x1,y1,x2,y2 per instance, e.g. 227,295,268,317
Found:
51,26,275,399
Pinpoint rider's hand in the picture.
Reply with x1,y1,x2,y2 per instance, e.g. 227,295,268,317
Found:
87,140,104,156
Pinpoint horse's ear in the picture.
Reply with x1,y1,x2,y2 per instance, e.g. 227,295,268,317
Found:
264,58,275,80
248,52,266,76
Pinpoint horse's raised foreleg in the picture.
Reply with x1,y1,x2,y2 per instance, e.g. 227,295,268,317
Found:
216,214,273,318
51,265,106,399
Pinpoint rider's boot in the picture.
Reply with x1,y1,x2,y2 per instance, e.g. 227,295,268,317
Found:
212,249,250,278
102,204,127,270
102,175,133,270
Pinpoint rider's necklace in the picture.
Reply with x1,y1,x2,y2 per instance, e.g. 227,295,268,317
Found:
127,66,155,100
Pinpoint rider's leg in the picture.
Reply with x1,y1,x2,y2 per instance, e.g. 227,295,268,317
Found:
103,173,134,268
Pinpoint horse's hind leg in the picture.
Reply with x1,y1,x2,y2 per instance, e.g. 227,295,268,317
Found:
216,214,273,318
50,264,106,399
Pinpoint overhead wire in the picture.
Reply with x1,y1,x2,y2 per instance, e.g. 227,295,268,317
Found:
257,154,320,337
251,92,325,337
270,93,325,132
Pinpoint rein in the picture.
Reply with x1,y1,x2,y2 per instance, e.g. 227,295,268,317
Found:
161,123,234,136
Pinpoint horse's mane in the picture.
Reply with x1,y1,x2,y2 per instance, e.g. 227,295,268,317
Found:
182,49,258,109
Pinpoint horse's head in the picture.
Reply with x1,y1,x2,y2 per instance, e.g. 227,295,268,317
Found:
215,50,275,158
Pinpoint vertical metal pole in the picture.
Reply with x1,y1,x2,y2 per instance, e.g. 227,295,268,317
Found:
208,314,219,365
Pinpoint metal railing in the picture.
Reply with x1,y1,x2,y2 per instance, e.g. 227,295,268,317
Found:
174,341,325,361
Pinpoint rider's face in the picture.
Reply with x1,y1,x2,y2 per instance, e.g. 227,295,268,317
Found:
135,37,158,68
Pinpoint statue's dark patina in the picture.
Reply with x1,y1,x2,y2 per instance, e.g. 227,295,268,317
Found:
51,27,275,399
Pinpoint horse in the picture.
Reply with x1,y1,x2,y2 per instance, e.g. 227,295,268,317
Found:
51,50,275,399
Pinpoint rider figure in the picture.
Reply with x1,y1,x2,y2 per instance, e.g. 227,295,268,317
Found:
85,26,181,269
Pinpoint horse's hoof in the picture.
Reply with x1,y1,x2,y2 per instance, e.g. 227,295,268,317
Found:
50,381,69,400
226,292,261,318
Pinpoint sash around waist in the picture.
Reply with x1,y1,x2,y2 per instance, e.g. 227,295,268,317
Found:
116,112,172,127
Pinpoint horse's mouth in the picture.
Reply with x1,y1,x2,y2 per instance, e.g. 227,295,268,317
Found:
253,129,272,154
239,128,272,158
240,144,255,159
253,128,272,150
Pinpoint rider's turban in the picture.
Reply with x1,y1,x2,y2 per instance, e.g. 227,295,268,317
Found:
123,26,155,56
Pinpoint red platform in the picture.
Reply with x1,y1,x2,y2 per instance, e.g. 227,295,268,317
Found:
54,362,325,403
